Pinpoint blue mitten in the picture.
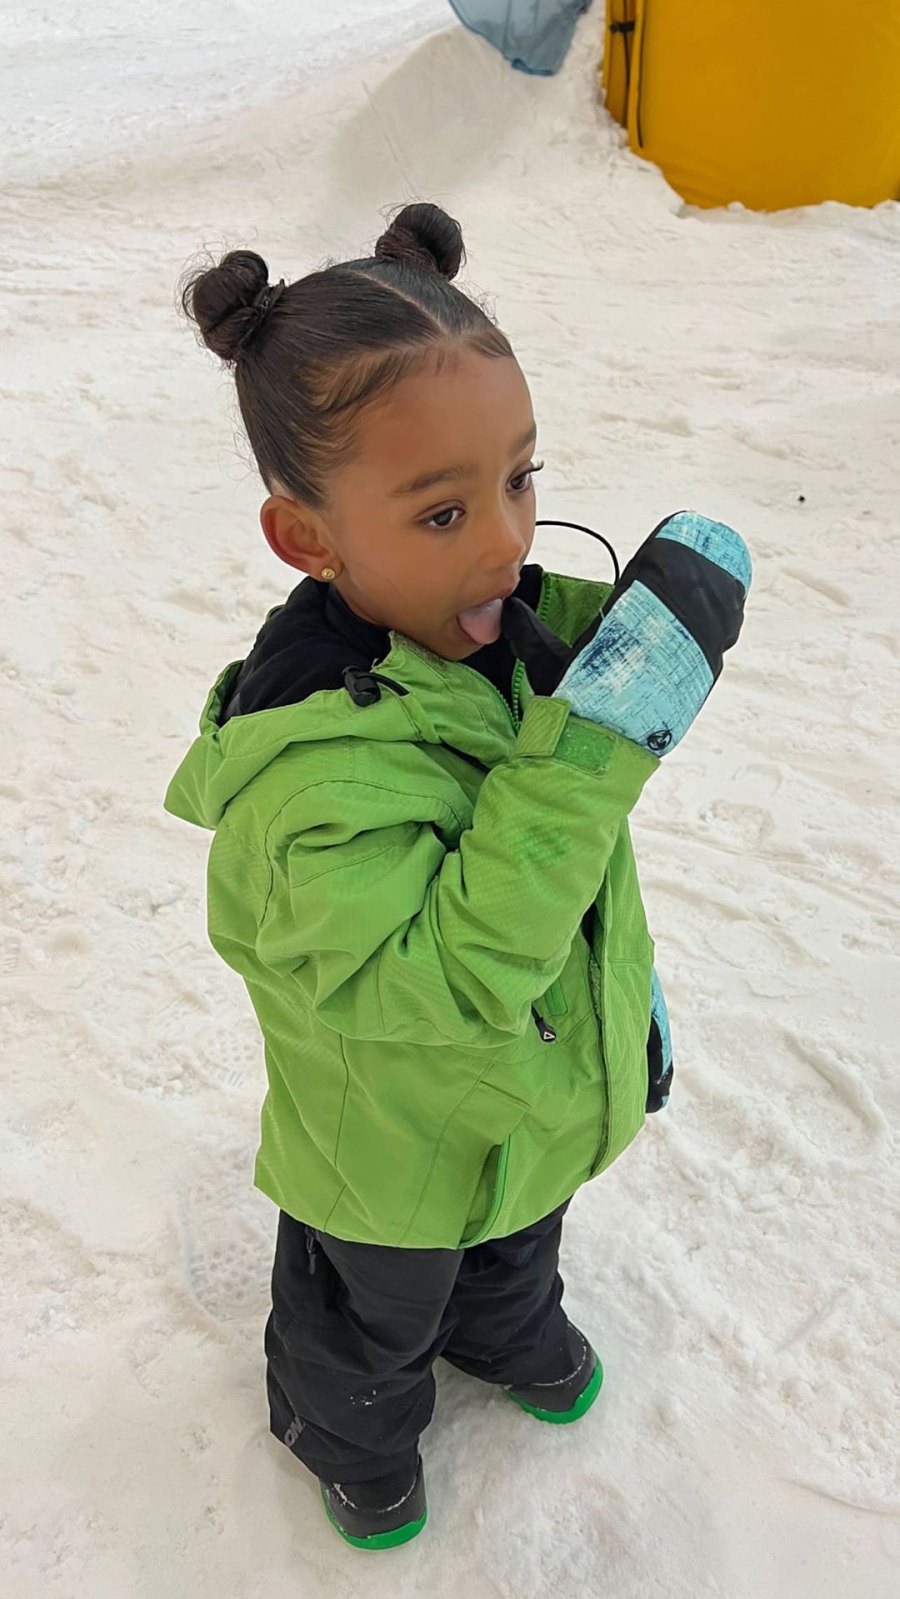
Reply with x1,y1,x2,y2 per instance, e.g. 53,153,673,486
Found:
552,511,751,754
646,967,673,1112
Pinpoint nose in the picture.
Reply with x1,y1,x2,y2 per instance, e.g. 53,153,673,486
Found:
483,509,530,578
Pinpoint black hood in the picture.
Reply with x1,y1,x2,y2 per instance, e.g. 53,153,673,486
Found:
220,565,544,723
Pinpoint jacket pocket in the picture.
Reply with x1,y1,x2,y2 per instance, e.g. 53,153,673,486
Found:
398,1076,530,1248
458,1138,512,1247
541,977,569,1018
588,954,649,1177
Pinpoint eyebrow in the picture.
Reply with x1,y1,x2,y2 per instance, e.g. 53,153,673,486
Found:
390,425,538,497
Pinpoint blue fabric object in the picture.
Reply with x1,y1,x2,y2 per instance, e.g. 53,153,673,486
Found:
657,511,752,590
447,0,593,76
646,967,672,1111
650,969,671,1071
555,583,713,752
553,512,751,754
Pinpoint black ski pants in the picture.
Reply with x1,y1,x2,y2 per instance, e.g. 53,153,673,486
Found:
265,1198,579,1483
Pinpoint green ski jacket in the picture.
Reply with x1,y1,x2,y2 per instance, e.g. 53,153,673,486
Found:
164,570,660,1246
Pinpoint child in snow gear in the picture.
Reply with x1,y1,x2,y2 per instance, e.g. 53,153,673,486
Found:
166,202,750,1548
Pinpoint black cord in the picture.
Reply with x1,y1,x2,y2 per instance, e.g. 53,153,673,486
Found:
534,520,621,585
609,16,635,92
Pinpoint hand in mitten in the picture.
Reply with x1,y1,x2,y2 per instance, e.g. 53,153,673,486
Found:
555,511,750,752
646,967,673,1113
502,510,751,753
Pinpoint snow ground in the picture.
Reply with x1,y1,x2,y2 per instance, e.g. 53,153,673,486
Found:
2,4,899,1595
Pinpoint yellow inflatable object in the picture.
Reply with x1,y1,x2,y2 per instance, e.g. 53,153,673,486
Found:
601,0,900,210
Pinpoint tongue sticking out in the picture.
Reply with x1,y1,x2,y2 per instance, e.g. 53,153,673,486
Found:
457,597,504,647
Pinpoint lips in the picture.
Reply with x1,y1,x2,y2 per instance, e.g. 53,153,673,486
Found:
456,581,518,647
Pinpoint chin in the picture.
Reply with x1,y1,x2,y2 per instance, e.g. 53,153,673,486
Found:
444,629,481,662
402,619,479,662
421,640,474,663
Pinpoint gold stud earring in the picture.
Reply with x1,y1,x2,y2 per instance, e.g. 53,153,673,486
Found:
320,567,336,582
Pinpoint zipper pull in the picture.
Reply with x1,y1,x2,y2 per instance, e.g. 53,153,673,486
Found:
532,1007,557,1044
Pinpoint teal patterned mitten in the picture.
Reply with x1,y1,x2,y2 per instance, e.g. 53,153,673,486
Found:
646,967,673,1112
553,511,751,754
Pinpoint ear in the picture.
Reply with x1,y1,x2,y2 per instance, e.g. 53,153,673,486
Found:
259,495,337,578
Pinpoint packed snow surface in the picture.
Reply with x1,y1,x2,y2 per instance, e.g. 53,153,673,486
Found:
2,3,898,1594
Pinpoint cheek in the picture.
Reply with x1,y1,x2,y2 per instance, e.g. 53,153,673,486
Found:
347,544,452,624
384,542,456,601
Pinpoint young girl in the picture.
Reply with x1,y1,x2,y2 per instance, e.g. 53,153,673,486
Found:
164,203,749,1551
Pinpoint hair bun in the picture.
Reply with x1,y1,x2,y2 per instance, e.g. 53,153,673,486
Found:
180,249,283,362
374,203,465,281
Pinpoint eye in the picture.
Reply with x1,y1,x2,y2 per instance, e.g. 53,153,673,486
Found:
423,505,464,531
419,460,544,532
509,459,544,493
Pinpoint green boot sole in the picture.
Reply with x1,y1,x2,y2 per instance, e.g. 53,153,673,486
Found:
507,1357,604,1424
320,1486,428,1550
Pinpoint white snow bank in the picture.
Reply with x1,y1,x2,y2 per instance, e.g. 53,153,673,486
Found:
2,5,899,1596
0,0,447,181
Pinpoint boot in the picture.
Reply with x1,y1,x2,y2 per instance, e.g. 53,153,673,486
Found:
319,1454,427,1550
506,1327,603,1424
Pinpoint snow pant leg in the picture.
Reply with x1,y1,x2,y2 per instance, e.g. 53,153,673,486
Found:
440,1199,581,1387
265,1210,466,1483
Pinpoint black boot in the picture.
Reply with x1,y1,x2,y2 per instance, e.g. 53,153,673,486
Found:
319,1454,427,1550
507,1327,603,1424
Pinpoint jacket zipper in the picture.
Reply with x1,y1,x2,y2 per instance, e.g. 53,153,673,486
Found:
510,576,554,724
531,1007,557,1043
475,582,559,1043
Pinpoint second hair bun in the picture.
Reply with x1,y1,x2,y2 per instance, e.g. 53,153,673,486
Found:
374,203,465,281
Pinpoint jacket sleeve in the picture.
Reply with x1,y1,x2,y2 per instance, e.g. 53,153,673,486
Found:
254,695,658,1046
